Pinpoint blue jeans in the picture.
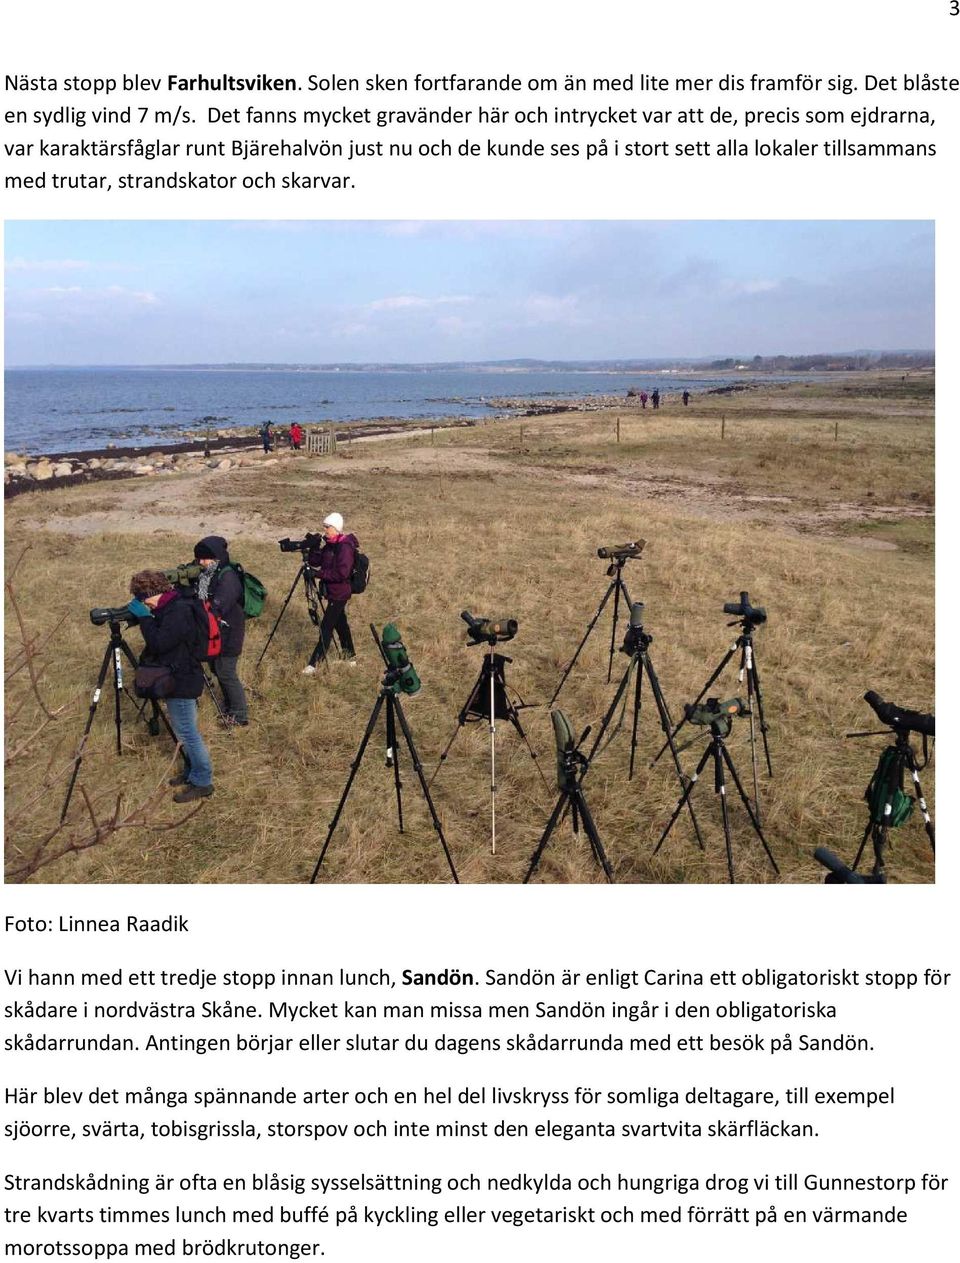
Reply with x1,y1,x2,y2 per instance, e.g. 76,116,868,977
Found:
166,697,213,787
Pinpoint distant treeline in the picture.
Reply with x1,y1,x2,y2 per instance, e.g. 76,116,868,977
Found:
705,352,935,371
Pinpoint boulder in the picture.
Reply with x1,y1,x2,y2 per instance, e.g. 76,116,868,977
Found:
131,464,156,476
4,451,26,466
28,461,54,481
53,462,74,478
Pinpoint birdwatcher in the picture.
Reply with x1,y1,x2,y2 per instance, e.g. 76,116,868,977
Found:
682,390,690,407
259,420,274,453
303,512,359,675
126,570,214,803
193,536,249,727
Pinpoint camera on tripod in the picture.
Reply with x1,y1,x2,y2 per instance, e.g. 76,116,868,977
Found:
597,540,645,561
380,624,421,697
723,591,767,625
279,533,323,554
461,610,518,645
89,605,136,627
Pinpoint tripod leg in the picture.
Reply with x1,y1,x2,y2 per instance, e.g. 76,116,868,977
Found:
393,699,459,883
574,789,615,883
585,658,635,766
748,649,773,777
742,642,762,823
714,746,737,884
905,752,935,854
489,657,497,856
503,703,550,791
429,669,484,786
60,642,114,824
719,741,780,876
310,694,385,882
203,670,230,728
628,659,643,781
524,792,570,884
548,579,617,706
652,742,712,857
608,576,623,683
257,566,305,667
111,643,124,755
851,819,873,871
650,643,738,768
386,697,404,834
642,654,705,851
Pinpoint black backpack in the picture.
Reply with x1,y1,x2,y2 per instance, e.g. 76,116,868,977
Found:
350,550,370,595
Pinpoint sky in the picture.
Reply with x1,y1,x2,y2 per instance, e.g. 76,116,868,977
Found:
3,220,934,365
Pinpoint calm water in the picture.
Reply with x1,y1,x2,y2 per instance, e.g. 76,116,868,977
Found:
4,366,749,454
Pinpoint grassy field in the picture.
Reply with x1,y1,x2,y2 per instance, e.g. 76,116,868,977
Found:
4,371,935,884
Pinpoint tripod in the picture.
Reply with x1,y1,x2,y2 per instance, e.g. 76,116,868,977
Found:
431,640,548,855
848,728,935,881
60,618,181,823
310,627,459,883
256,560,326,667
585,604,704,849
524,713,615,883
652,701,779,884
549,552,638,704
651,605,772,818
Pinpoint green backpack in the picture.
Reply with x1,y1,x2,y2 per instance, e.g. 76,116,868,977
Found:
226,562,267,619
864,746,914,828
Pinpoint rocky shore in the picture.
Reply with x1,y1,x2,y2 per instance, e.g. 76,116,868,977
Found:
5,388,721,498
3,414,495,498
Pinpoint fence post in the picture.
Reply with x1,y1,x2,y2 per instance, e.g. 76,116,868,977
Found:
617,417,621,444
721,414,726,440
834,419,839,441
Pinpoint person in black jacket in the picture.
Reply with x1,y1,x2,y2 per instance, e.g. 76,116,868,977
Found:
127,570,213,803
193,535,249,726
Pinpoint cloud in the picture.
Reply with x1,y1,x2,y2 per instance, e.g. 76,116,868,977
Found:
721,278,781,296
366,294,472,312
6,258,92,272
519,293,584,325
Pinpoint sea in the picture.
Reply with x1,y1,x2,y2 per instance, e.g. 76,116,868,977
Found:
4,365,752,455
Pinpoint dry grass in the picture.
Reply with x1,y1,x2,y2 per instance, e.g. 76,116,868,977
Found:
4,373,935,884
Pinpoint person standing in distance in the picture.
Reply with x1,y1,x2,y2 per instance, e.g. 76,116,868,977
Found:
303,512,358,674
193,536,250,727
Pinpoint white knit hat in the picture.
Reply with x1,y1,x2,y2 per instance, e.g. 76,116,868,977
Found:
323,512,344,532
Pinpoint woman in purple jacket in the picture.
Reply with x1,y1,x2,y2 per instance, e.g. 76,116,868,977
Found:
303,512,358,674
